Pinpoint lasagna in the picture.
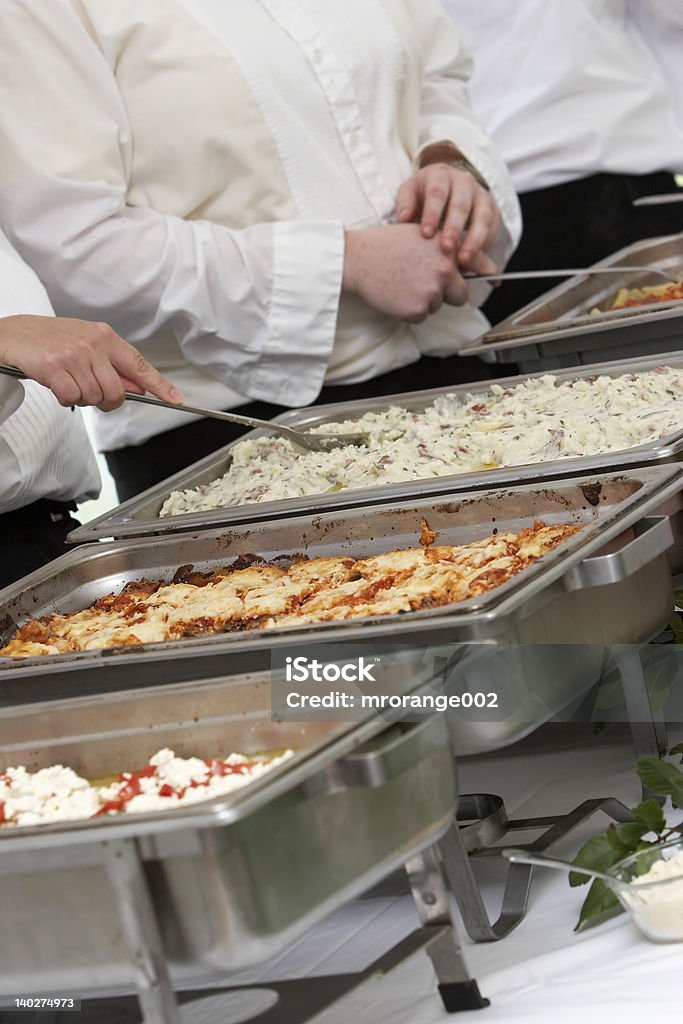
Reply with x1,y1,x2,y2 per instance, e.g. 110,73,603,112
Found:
0,522,581,659
159,367,683,515
0,747,294,829
605,280,683,311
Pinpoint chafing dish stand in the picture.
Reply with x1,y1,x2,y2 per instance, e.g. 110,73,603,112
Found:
89,839,485,1024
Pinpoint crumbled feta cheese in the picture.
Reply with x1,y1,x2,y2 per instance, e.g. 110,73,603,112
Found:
0,749,294,829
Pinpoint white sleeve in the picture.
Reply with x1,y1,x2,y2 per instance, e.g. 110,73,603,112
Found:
627,0,683,147
405,0,522,281
0,234,101,509
0,1,344,407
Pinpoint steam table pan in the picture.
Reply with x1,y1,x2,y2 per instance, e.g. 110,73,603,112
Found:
69,352,683,549
0,468,680,755
460,233,683,372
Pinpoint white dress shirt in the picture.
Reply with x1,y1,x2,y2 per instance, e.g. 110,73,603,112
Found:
0,0,520,452
628,0,683,136
0,232,100,514
440,0,683,193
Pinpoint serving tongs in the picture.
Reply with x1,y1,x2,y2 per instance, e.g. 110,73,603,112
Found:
465,266,675,283
0,365,369,453
632,193,683,207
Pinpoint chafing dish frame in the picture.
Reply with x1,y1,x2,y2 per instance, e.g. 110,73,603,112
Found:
0,674,472,1020
459,233,683,369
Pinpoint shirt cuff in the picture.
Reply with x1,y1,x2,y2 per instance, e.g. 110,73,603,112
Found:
231,220,345,407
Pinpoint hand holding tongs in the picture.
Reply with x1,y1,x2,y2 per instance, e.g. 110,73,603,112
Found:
0,364,369,452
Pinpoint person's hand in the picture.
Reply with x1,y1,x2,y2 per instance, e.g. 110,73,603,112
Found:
343,223,470,323
396,163,502,271
0,315,184,412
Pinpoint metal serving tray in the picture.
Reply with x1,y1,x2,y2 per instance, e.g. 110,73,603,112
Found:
0,674,457,996
70,352,683,543
459,234,683,371
1,468,679,713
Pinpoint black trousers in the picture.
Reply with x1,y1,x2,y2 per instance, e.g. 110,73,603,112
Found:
483,170,683,325
0,500,81,591
105,352,493,501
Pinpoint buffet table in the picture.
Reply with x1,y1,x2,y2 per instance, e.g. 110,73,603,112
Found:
202,723,683,1024
4,345,683,1022
2,723,676,1022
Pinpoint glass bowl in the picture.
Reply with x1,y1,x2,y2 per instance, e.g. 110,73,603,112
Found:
607,837,683,942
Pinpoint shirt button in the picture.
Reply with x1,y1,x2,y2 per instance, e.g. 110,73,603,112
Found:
313,47,323,63
350,132,359,147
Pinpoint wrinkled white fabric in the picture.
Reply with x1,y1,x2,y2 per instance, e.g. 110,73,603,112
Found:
440,0,683,191
0,231,100,514
0,0,520,451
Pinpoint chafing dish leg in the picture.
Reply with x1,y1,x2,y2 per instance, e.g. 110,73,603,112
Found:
439,795,633,942
439,816,529,943
101,838,181,1024
404,844,489,1012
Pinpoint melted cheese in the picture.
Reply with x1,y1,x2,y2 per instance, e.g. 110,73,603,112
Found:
0,523,581,659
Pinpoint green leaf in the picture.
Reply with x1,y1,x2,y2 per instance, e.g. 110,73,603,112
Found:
631,843,663,878
630,799,666,836
644,654,676,713
574,879,623,932
593,671,624,711
670,743,683,765
669,612,683,645
569,833,624,887
606,821,649,853
637,757,683,796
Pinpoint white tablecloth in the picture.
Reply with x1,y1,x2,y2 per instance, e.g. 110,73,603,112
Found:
183,724,683,1024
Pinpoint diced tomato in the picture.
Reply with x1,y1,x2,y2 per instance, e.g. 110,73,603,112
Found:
95,796,126,816
205,759,256,777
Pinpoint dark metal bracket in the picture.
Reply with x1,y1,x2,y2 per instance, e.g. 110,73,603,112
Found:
440,793,632,943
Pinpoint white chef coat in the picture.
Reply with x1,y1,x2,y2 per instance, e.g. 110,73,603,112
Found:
628,0,683,136
0,232,100,514
0,0,520,452
440,0,683,193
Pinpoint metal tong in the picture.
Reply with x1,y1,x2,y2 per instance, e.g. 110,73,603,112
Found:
465,266,675,283
632,193,683,207
0,364,369,453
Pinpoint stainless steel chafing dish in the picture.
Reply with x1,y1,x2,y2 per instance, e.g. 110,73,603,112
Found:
69,352,683,544
1,469,679,729
459,234,683,372
0,673,458,1005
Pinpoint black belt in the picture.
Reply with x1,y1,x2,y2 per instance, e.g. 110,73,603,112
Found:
0,499,78,529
